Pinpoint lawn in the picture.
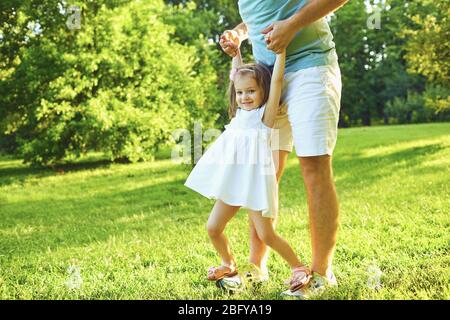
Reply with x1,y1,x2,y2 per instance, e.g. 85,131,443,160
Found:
0,123,449,299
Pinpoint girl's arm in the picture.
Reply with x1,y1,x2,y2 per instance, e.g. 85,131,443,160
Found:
262,51,286,128
232,48,243,69
229,48,243,80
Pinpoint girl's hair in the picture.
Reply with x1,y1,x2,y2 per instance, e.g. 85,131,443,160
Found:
228,63,272,118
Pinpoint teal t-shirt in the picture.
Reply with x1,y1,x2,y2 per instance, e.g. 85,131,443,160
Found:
238,0,338,73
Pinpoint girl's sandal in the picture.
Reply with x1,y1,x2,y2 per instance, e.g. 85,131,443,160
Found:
287,266,312,292
207,265,238,281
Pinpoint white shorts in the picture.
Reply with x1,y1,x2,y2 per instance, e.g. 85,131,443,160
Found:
270,63,342,157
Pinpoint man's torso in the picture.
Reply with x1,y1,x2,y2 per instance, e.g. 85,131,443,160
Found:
238,0,338,72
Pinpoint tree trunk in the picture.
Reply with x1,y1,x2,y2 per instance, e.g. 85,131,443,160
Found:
362,112,371,126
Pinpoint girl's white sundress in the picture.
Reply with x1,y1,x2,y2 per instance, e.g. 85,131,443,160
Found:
184,105,278,218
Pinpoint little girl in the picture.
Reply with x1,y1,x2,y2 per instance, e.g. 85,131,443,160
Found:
184,48,310,292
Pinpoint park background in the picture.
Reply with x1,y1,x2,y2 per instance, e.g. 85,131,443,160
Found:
0,0,449,299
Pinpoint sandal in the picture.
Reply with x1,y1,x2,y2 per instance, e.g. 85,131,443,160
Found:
286,266,312,292
207,265,238,281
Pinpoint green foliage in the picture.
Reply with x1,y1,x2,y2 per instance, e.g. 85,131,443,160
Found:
1,0,448,165
402,0,449,86
162,2,226,125
164,0,242,32
400,0,450,116
331,1,373,125
385,91,432,124
385,87,450,124
0,0,220,165
423,85,450,116
331,0,429,126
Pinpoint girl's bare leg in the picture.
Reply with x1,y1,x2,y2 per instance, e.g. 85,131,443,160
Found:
248,150,289,273
248,215,277,273
206,199,240,267
248,210,303,270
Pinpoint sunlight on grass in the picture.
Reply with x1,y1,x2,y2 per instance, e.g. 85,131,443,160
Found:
0,123,449,299
361,138,449,158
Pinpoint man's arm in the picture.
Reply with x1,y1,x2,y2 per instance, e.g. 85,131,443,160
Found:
263,0,348,53
287,0,348,31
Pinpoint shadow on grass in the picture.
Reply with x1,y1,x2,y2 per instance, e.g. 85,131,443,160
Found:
280,142,445,196
0,171,203,259
0,158,117,187
0,153,200,258
333,143,445,187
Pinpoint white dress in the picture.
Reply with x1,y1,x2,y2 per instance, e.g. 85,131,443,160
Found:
184,105,278,218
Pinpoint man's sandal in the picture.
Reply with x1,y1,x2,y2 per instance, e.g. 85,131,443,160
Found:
286,266,312,292
207,265,238,281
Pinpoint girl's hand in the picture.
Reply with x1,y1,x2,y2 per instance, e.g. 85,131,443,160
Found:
261,19,297,54
220,30,240,57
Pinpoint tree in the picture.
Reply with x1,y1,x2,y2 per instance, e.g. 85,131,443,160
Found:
0,0,219,165
331,1,373,125
331,0,430,126
402,0,450,114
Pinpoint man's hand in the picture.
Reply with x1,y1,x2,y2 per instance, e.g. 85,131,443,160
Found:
219,30,240,57
261,19,297,54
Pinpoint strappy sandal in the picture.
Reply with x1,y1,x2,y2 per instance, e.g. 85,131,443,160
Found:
286,266,312,292
207,265,238,281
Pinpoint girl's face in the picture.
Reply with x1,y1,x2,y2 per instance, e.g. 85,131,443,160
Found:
234,75,264,110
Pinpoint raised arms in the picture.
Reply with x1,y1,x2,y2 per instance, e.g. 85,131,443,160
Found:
262,51,286,128
219,23,248,57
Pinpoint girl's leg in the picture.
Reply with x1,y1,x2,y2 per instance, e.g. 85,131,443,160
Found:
248,150,289,272
207,199,240,268
248,210,303,270
248,214,277,274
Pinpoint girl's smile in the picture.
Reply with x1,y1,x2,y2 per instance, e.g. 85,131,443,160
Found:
234,75,264,110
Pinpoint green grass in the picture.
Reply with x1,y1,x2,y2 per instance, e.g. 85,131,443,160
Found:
0,123,449,299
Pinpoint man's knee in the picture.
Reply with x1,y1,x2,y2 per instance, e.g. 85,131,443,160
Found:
299,155,333,186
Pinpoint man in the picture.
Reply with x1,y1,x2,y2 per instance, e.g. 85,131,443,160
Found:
219,0,348,298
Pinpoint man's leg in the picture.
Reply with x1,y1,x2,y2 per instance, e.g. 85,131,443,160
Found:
298,155,339,277
248,150,289,273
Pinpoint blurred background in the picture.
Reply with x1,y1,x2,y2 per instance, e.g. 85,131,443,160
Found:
0,0,448,166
